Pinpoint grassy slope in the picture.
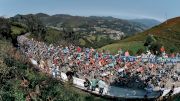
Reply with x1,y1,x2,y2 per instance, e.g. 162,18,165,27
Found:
100,17,180,54
11,25,26,35
100,41,144,55
44,28,64,44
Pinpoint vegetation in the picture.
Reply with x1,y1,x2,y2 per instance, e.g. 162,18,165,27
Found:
11,25,26,35
0,17,12,39
10,14,46,40
100,41,144,55
10,22,27,36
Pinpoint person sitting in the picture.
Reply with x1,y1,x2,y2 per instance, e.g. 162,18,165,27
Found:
66,68,74,84
84,78,91,90
160,84,165,95
52,64,59,78
145,82,154,96
168,85,175,97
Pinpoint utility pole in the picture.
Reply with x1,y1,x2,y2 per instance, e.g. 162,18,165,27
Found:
165,13,168,24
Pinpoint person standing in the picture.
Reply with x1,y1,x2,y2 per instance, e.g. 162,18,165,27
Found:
160,46,166,57
98,78,106,95
168,85,175,97
118,48,123,56
91,76,98,91
52,65,59,78
125,50,130,62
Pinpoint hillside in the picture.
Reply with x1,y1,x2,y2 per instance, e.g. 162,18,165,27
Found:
100,17,180,54
0,20,106,101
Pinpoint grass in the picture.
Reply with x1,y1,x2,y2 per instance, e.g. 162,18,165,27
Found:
44,28,64,44
11,25,26,35
86,35,96,43
100,41,145,55
79,38,86,46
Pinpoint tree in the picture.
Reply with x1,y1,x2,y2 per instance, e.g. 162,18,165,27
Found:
170,47,175,53
149,42,162,55
10,14,46,40
0,17,11,39
144,34,157,52
144,34,156,46
24,15,46,40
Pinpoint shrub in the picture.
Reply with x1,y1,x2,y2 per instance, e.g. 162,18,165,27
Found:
136,48,144,55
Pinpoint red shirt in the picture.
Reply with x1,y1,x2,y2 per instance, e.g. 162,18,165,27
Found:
53,59,58,65
77,47,81,53
160,47,165,52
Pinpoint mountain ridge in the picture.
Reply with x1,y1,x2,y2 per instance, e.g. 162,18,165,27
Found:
129,18,161,29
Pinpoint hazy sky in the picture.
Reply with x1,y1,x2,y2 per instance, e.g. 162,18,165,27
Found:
0,0,179,21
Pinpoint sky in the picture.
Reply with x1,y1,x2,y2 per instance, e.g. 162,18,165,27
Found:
0,0,179,22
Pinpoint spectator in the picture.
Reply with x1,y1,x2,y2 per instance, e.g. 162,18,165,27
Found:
98,78,106,95
84,78,91,90
91,76,98,91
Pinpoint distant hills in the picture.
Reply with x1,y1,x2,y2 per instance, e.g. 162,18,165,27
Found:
11,13,162,37
129,19,161,29
15,13,153,35
9,13,164,49
101,17,180,54
35,13,147,35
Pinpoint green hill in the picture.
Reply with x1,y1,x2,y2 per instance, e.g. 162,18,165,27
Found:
100,17,180,54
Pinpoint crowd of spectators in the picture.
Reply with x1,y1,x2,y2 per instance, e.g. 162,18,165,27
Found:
17,35,180,95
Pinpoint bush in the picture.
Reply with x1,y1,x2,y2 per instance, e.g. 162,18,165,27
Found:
170,47,176,53
128,50,134,55
136,48,144,55
0,17,12,39
149,42,162,55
